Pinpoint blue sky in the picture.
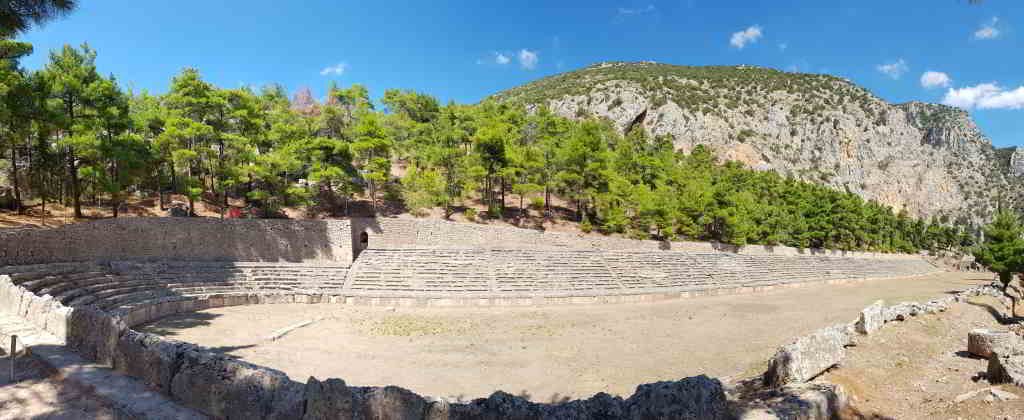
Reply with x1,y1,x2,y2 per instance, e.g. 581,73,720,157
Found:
16,0,1024,148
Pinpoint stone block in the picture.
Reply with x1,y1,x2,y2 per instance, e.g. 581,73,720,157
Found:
113,329,196,392
447,391,542,420
24,293,54,331
623,375,729,420
67,306,126,365
44,303,72,342
547,392,625,419
170,349,305,419
988,350,1024,387
969,329,1021,359
855,300,884,334
737,382,849,420
764,325,848,387
357,385,428,420
883,302,921,322
303,377,354,420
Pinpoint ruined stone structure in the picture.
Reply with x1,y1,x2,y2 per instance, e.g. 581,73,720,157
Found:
0,217,945,419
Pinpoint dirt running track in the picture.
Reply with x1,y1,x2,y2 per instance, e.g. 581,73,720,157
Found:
143,272,990,403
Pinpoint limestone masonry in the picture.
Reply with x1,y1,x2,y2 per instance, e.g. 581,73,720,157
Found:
0,217,952,419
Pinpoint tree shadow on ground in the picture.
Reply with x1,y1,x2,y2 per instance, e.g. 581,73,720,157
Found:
134,311,222,337
205,344,257,358
841,412,897,420
954,350,986,360
0,350,116,419
729,377,896,420
965,300,1023,325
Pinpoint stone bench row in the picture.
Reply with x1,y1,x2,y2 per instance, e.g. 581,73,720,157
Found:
0,248,937,312
3,262,351,313
346,249,939,294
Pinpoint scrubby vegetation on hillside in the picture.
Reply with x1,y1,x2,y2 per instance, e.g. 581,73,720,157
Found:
491,62,885,122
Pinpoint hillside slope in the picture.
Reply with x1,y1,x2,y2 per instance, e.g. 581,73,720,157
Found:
492,62,1022,226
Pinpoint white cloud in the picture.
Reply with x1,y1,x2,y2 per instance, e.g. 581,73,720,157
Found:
518,49,538,70
943,83,1024,110
494,52,510,65
618,5,655,15
730,25,763,49
974,17,1001,40
876,59,908,79
920,71,952,89
319,62,347,76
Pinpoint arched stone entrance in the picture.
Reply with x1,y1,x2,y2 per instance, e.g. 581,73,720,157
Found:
355,231,369,259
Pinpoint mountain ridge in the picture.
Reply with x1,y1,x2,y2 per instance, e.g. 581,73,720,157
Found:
491,61,1022,227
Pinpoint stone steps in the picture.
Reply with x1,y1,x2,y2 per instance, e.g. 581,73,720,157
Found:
344,249,938,296
0,250,937,311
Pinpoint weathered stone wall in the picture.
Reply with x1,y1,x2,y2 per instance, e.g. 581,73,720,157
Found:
0,216,923,271
0,218,353,266
763,283,1003,388
2,281,731,420
352,217,923,259
0,274,72,341
110,324,731,419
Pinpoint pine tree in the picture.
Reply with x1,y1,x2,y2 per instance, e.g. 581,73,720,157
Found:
42,43,101,217
0,0,76,37
974,209,1024,291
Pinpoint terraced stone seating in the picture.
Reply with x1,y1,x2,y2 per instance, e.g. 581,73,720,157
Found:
1,248,937,318
345,249,939,298
2,261,350,316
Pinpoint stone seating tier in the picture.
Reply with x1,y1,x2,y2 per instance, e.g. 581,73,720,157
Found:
1,249,938,313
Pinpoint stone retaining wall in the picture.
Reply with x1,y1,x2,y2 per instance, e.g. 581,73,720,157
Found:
0,216,924,271
0,218,353,266
353,217,924,259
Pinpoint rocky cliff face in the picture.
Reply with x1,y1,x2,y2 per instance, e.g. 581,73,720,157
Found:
1011,147,1024,178
492,62,1022,226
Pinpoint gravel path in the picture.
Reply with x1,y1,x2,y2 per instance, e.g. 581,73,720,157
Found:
142,271,990,403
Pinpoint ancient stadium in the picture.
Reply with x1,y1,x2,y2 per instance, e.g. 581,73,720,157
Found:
2,217,1011,419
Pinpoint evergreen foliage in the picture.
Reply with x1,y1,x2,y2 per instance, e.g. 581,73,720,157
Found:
973,209,1024,289
0,43,974,254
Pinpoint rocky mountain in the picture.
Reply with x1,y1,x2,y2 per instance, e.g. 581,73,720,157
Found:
1012,147,1024,178
492,62,1023,227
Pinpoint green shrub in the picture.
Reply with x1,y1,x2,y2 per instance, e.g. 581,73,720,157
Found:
580,216,593,233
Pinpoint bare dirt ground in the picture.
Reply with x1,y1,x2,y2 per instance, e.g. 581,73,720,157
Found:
826,294,1024,420
0,349,114,420
0,191,600,239
0,194,226,229
141,272,990,404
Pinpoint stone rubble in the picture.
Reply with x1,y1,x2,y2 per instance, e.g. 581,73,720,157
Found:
764,283,1002,389
855,300,885,334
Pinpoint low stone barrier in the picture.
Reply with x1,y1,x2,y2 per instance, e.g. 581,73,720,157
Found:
763,283,1003,388
0,274,72,341
764,324,851,388
109,325,730,419
3,271,735,419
